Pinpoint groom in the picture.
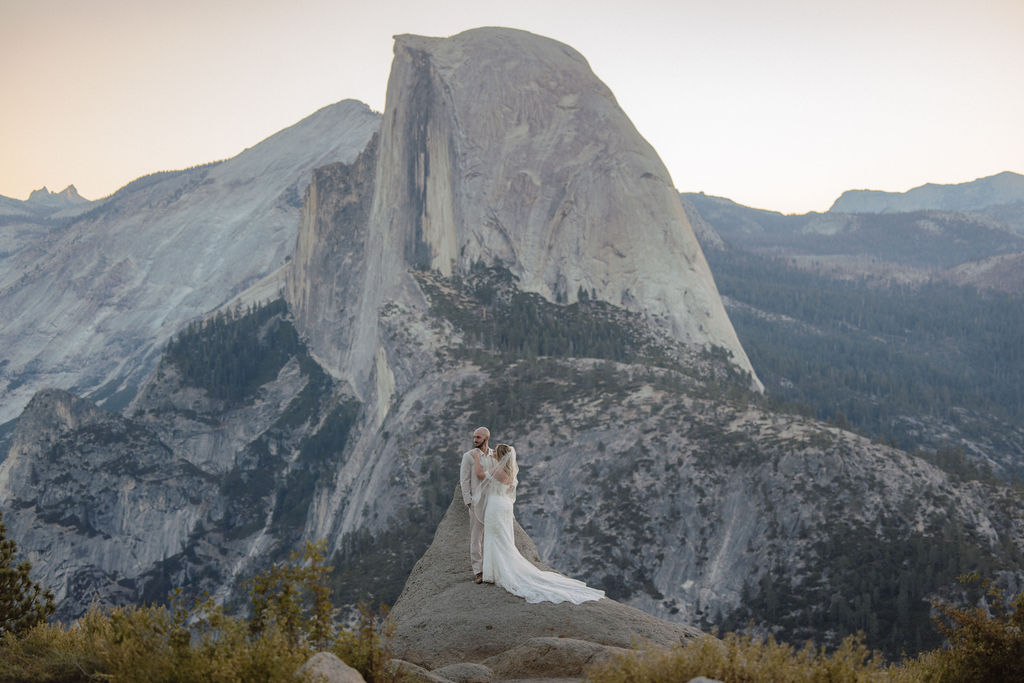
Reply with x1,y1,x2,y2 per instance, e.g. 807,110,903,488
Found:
460,426,495,584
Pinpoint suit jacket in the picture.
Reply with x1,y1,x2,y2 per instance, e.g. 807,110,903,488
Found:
460,447,494,507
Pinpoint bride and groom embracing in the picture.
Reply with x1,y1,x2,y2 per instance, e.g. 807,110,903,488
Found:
459,426,605,604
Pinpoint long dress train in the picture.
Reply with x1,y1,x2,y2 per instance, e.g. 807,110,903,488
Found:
481,472,604,604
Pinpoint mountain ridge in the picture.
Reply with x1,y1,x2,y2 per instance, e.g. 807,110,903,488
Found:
682,190,1024,280
828,170,1024,214
0,99,380,425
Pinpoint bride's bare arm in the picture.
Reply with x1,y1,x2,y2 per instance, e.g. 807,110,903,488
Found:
473,451,486,480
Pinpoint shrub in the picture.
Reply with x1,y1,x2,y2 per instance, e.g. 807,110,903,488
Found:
0,600,309,682
332,603,396,683
913,575,1024,682
584,631,886,683
585,576,1024,683
247,540,336,649
0,510,55,637
0,539,398,682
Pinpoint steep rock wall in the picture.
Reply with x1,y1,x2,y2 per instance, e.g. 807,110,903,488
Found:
286,135,379,382
286,28,760,411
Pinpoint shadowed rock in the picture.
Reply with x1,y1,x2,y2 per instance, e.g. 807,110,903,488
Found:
387,486,702,673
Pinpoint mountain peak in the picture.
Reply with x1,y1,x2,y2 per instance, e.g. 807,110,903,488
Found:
286,27,762,407
25,184,89,207
26,185,51,201
58,184,87,202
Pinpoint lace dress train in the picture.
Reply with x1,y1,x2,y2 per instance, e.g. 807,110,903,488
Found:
481,493,604,604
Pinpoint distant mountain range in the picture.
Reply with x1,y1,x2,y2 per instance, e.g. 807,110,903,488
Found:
683,171,1024,290
0,185,93,225
682,177,1024,483
829,171,1024,214
0,184,89,215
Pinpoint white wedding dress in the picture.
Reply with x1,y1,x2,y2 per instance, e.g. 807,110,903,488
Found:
479,449,604,604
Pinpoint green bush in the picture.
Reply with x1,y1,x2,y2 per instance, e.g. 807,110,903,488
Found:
332,603,395,683
0,510,55,638
585,632,886,683
915,575,1024,682
587,578,1024,683
0,601,308,682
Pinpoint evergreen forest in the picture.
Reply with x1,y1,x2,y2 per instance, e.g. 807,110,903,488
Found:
164,299,302,404
704,247,1024,481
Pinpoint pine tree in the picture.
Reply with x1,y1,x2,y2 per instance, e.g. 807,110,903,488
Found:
0,510,56,636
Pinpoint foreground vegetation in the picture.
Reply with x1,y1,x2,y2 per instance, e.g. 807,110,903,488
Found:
0,540,396,683
4,485,1024,681
587,578,1024,682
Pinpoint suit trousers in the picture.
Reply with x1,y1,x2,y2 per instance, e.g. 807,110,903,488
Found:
468,505,484,574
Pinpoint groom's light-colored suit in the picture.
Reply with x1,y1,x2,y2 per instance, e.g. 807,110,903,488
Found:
460,447,494,575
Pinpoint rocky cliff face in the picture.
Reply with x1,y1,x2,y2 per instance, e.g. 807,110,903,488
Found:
285,135,378,387
0,304,354,620
285,28,759,408
3,265,1023,655
346,268,1024,656
0,389,219,617
0,100,379,425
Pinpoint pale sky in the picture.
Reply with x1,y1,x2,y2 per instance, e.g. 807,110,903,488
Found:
2,0,1022,214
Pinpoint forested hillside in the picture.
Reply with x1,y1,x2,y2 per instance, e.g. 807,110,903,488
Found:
696,221,1024,482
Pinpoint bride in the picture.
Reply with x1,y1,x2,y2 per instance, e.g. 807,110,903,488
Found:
472,444,604,604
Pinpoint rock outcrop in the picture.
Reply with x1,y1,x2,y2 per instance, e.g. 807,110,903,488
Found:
285,134,378,386
296,652,365,683
24,185,90,210
387,486,701,675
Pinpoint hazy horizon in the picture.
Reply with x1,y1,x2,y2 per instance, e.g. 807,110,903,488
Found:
2,0,1022,214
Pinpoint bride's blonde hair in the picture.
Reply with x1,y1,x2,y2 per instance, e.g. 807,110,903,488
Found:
495,443,514,474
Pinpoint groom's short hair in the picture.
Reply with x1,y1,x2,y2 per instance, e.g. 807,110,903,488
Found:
475,426,490,438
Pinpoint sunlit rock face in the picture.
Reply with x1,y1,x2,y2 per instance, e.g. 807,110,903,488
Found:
286,27,759,404
285,135,378,384
0,100,380,425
